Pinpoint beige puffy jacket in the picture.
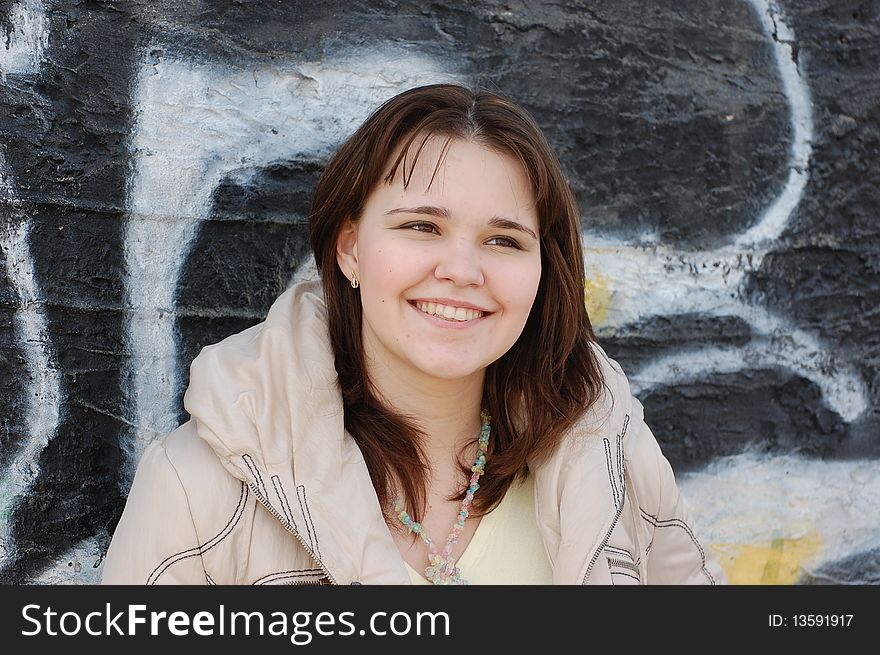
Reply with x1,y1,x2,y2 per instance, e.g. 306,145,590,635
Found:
102,280,725,585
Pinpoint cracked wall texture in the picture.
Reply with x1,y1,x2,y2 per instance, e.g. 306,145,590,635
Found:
0,0,878,584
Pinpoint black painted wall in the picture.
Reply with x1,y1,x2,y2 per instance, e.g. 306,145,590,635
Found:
0,0,877,584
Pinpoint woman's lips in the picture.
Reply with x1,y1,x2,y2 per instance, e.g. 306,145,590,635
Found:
408,300,492,328
413,300,484,321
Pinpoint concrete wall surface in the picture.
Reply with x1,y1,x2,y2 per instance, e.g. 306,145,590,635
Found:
0,0,877,584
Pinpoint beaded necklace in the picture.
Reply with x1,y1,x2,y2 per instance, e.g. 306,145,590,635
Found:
393,410,491,585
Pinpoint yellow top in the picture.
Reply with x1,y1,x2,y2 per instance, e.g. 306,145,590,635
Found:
405,474,553,585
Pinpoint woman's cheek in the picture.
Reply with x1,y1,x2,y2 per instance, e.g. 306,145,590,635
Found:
503,260,541,300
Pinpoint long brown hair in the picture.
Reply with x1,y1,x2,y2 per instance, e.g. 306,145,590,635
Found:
309,84,604,524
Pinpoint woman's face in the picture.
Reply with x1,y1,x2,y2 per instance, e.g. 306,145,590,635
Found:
337,137,542,387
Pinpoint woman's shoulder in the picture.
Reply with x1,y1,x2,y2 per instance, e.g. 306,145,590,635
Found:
135,420,246,504
149,420,217,469
582,342,696,519
565,341,643,444
570,341,664,474
588,341,638,413
102,422,246,584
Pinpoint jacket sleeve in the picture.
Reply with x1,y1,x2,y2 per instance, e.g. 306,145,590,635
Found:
637,421,727,585
101,436,208,585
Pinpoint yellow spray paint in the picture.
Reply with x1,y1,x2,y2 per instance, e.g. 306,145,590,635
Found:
712,534,823,584
584,265,612,328
581,249,823,585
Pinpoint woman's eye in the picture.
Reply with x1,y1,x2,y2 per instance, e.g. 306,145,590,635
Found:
486,236,522,249
403,222,438,234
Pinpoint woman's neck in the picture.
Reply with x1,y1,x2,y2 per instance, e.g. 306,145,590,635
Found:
365,354,486,466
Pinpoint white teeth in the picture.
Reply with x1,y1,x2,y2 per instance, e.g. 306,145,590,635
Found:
414,301,484,322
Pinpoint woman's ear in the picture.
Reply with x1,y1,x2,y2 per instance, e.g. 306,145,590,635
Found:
335,217,359,281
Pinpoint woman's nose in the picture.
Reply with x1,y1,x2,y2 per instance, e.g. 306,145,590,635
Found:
433,238,484,287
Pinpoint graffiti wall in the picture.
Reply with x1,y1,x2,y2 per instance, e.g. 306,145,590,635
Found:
0,0,877,584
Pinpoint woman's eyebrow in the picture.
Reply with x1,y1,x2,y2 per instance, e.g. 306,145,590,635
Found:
386,206,538,241
386,205,450,218
488,217,538,241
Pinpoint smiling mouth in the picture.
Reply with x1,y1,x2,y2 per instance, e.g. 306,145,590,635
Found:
412,301,486,322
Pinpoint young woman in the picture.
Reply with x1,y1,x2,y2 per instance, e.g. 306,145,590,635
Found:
102,84,725,585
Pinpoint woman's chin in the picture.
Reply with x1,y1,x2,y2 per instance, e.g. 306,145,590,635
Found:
408,359,488,385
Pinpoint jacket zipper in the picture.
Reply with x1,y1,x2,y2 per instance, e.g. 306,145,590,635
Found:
247,482,338,585
606,557,640,575
583,434,628,584
285,579,328,586
582,501,624,584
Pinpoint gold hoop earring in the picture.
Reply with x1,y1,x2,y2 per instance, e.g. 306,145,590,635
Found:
350,272,359,289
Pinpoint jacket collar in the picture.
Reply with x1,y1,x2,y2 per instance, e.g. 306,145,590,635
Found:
184,280,637,584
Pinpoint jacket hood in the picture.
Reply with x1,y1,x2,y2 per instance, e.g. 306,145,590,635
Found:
185,280,342,486
184,279,410,583
183,279,642,584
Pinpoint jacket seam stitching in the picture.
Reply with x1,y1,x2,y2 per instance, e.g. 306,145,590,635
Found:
147,480,248,584
603,440,621,509
296,485,321,560
271,476,292,524
583,416,629,584
271,475,298,533
301,485,322,560
639,507,716,584
278,479,299,534
253,569,327,585
256,573,329,585
242,454,267,499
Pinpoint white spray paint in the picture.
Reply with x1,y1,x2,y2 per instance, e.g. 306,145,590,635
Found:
735,0,813,247
31,536,103,584
0,3,57,568
587,243,869,421
585,1,869,422
0,149,62,567
123,47,461,485
0,0,48,80
679,453,880,578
